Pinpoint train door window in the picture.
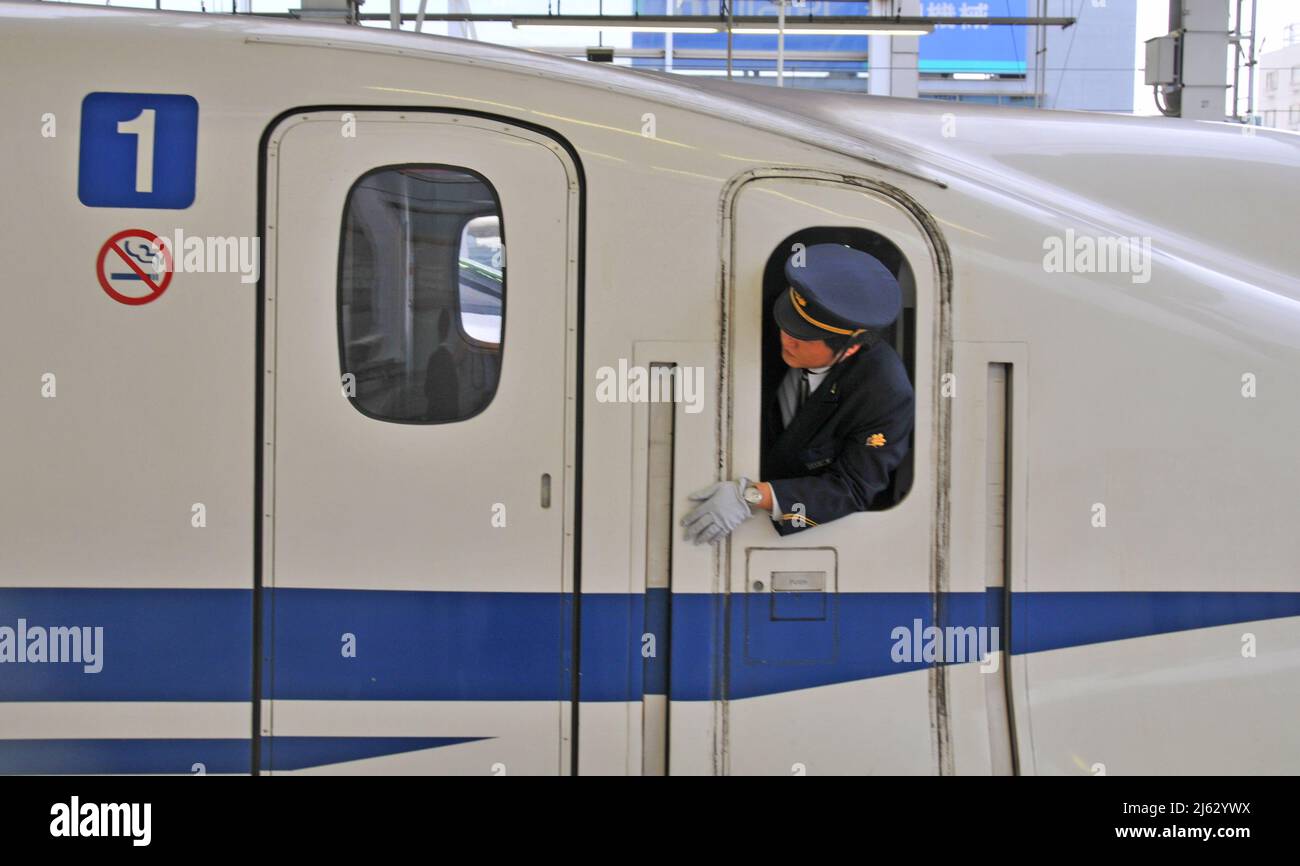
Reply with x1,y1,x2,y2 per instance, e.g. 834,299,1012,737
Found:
338,165,504,424
760,227,917,509
458,215,503,346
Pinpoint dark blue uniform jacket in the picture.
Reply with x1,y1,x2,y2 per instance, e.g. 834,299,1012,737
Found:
763,341,914,536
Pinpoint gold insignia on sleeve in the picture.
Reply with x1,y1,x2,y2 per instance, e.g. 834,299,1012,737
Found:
866,433,886,447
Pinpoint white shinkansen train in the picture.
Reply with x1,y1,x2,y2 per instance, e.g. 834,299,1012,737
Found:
1,1,1298,776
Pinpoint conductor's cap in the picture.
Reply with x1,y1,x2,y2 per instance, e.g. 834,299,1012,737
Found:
774,244,902,342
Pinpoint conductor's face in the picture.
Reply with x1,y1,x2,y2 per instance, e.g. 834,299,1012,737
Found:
779,328,859,369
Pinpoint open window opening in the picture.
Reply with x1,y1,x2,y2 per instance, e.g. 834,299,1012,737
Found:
759,227,917,510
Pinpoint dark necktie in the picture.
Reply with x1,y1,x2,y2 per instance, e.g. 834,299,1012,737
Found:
798,369,810,412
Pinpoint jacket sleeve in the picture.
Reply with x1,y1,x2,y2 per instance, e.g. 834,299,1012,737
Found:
766,385,914,536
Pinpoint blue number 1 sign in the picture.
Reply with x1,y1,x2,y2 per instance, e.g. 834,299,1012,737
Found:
78,92,199,209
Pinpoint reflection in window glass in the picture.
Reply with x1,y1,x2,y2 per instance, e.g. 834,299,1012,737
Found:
339,166,504,424
458,215,503,345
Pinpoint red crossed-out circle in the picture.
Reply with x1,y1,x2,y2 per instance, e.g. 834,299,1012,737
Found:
96,228,175,306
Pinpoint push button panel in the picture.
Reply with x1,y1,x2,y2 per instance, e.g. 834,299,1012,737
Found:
744,548,838,664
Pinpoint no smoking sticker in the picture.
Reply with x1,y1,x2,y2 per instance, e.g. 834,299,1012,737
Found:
96,228,173,305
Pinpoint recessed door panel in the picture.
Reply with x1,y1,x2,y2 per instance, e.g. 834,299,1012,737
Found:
263,112,578,774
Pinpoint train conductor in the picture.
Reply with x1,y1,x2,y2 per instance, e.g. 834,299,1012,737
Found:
682,243,915,544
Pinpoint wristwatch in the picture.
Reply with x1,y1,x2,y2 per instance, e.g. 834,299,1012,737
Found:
743,484,764,506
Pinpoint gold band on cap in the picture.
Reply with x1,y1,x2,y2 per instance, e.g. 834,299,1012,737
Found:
788,287,865,337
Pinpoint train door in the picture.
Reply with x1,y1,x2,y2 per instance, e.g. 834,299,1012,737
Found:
261,111,580,774
710,172,945,774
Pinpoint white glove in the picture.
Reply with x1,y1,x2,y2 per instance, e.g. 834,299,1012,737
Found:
681,477,753,545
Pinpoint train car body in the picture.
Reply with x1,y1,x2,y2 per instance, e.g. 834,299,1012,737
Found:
2,1,1298,775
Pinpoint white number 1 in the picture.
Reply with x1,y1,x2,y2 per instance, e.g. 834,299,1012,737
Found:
117,108,156,194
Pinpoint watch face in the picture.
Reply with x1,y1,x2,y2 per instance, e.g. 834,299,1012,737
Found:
745,486,762,504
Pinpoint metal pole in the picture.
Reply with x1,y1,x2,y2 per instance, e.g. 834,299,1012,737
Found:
867,0,892,96
777,0,785,87
726,0,734,80
1231,0,1241,119
1246,0,1258,120
664,0,672,72
1036,0,1046,108
415,0,428,33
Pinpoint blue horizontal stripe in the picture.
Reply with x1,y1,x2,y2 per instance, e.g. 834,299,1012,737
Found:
0,588,251,702
575,591,644,702
722,592,934,701
0,739,250,775
643,587,670,696
666,592,725,701
267,588,572,701
1009,592,1300,655
1,588,1297,704
940,588,1004,634
0,736,485,775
